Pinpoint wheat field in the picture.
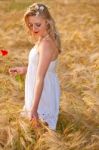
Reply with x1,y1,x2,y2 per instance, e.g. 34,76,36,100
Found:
0,0,99,150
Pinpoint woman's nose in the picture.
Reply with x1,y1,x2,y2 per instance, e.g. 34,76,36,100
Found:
32,25,38,32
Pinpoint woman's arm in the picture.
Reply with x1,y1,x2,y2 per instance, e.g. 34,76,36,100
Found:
31,40,53,118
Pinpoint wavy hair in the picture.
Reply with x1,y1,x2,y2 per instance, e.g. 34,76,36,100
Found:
24,3,61,53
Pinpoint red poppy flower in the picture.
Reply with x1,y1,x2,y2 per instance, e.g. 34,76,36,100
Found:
0,50,8,56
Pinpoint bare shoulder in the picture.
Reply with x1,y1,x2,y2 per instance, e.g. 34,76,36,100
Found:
38,37,54,55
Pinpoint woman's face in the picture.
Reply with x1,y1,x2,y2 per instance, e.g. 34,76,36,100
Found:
27,15,48,38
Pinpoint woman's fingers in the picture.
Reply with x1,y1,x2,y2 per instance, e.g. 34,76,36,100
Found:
9,68,18,76
31,118,40,128
9,68,16,73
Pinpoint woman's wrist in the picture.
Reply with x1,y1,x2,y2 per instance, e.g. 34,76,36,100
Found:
31,106,38,112
23,66,27,74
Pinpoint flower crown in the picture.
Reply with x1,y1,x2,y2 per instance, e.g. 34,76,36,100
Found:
29,4,45,16
35,5,44,11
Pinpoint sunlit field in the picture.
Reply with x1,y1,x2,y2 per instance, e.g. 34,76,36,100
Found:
0,0,99,149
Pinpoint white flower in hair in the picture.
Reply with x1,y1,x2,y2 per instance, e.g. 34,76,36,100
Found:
35,4,39,10
40,6,44,11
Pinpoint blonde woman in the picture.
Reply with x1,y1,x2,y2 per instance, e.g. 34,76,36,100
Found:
9,3,61,131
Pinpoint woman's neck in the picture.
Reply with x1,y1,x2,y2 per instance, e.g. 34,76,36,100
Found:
39,33,49,41
35,34,50,48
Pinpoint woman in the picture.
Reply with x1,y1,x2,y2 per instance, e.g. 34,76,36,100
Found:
9,3,61,130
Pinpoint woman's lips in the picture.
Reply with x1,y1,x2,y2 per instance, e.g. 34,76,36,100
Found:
34,31,39,34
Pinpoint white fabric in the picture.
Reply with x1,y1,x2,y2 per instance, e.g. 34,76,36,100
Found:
21,46,60,130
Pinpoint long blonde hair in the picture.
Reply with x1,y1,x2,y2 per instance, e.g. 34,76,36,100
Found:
24,3,61,53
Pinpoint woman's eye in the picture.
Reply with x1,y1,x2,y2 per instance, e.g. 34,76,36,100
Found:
36,23,41,27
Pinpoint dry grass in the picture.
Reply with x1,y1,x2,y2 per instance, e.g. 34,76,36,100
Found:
0,0,99,150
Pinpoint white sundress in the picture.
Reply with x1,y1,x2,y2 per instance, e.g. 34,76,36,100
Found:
21,45,60,130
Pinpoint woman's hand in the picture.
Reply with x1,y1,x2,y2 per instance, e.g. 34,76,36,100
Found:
9,67,27,76
30,109,39,121
30,110,40,128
